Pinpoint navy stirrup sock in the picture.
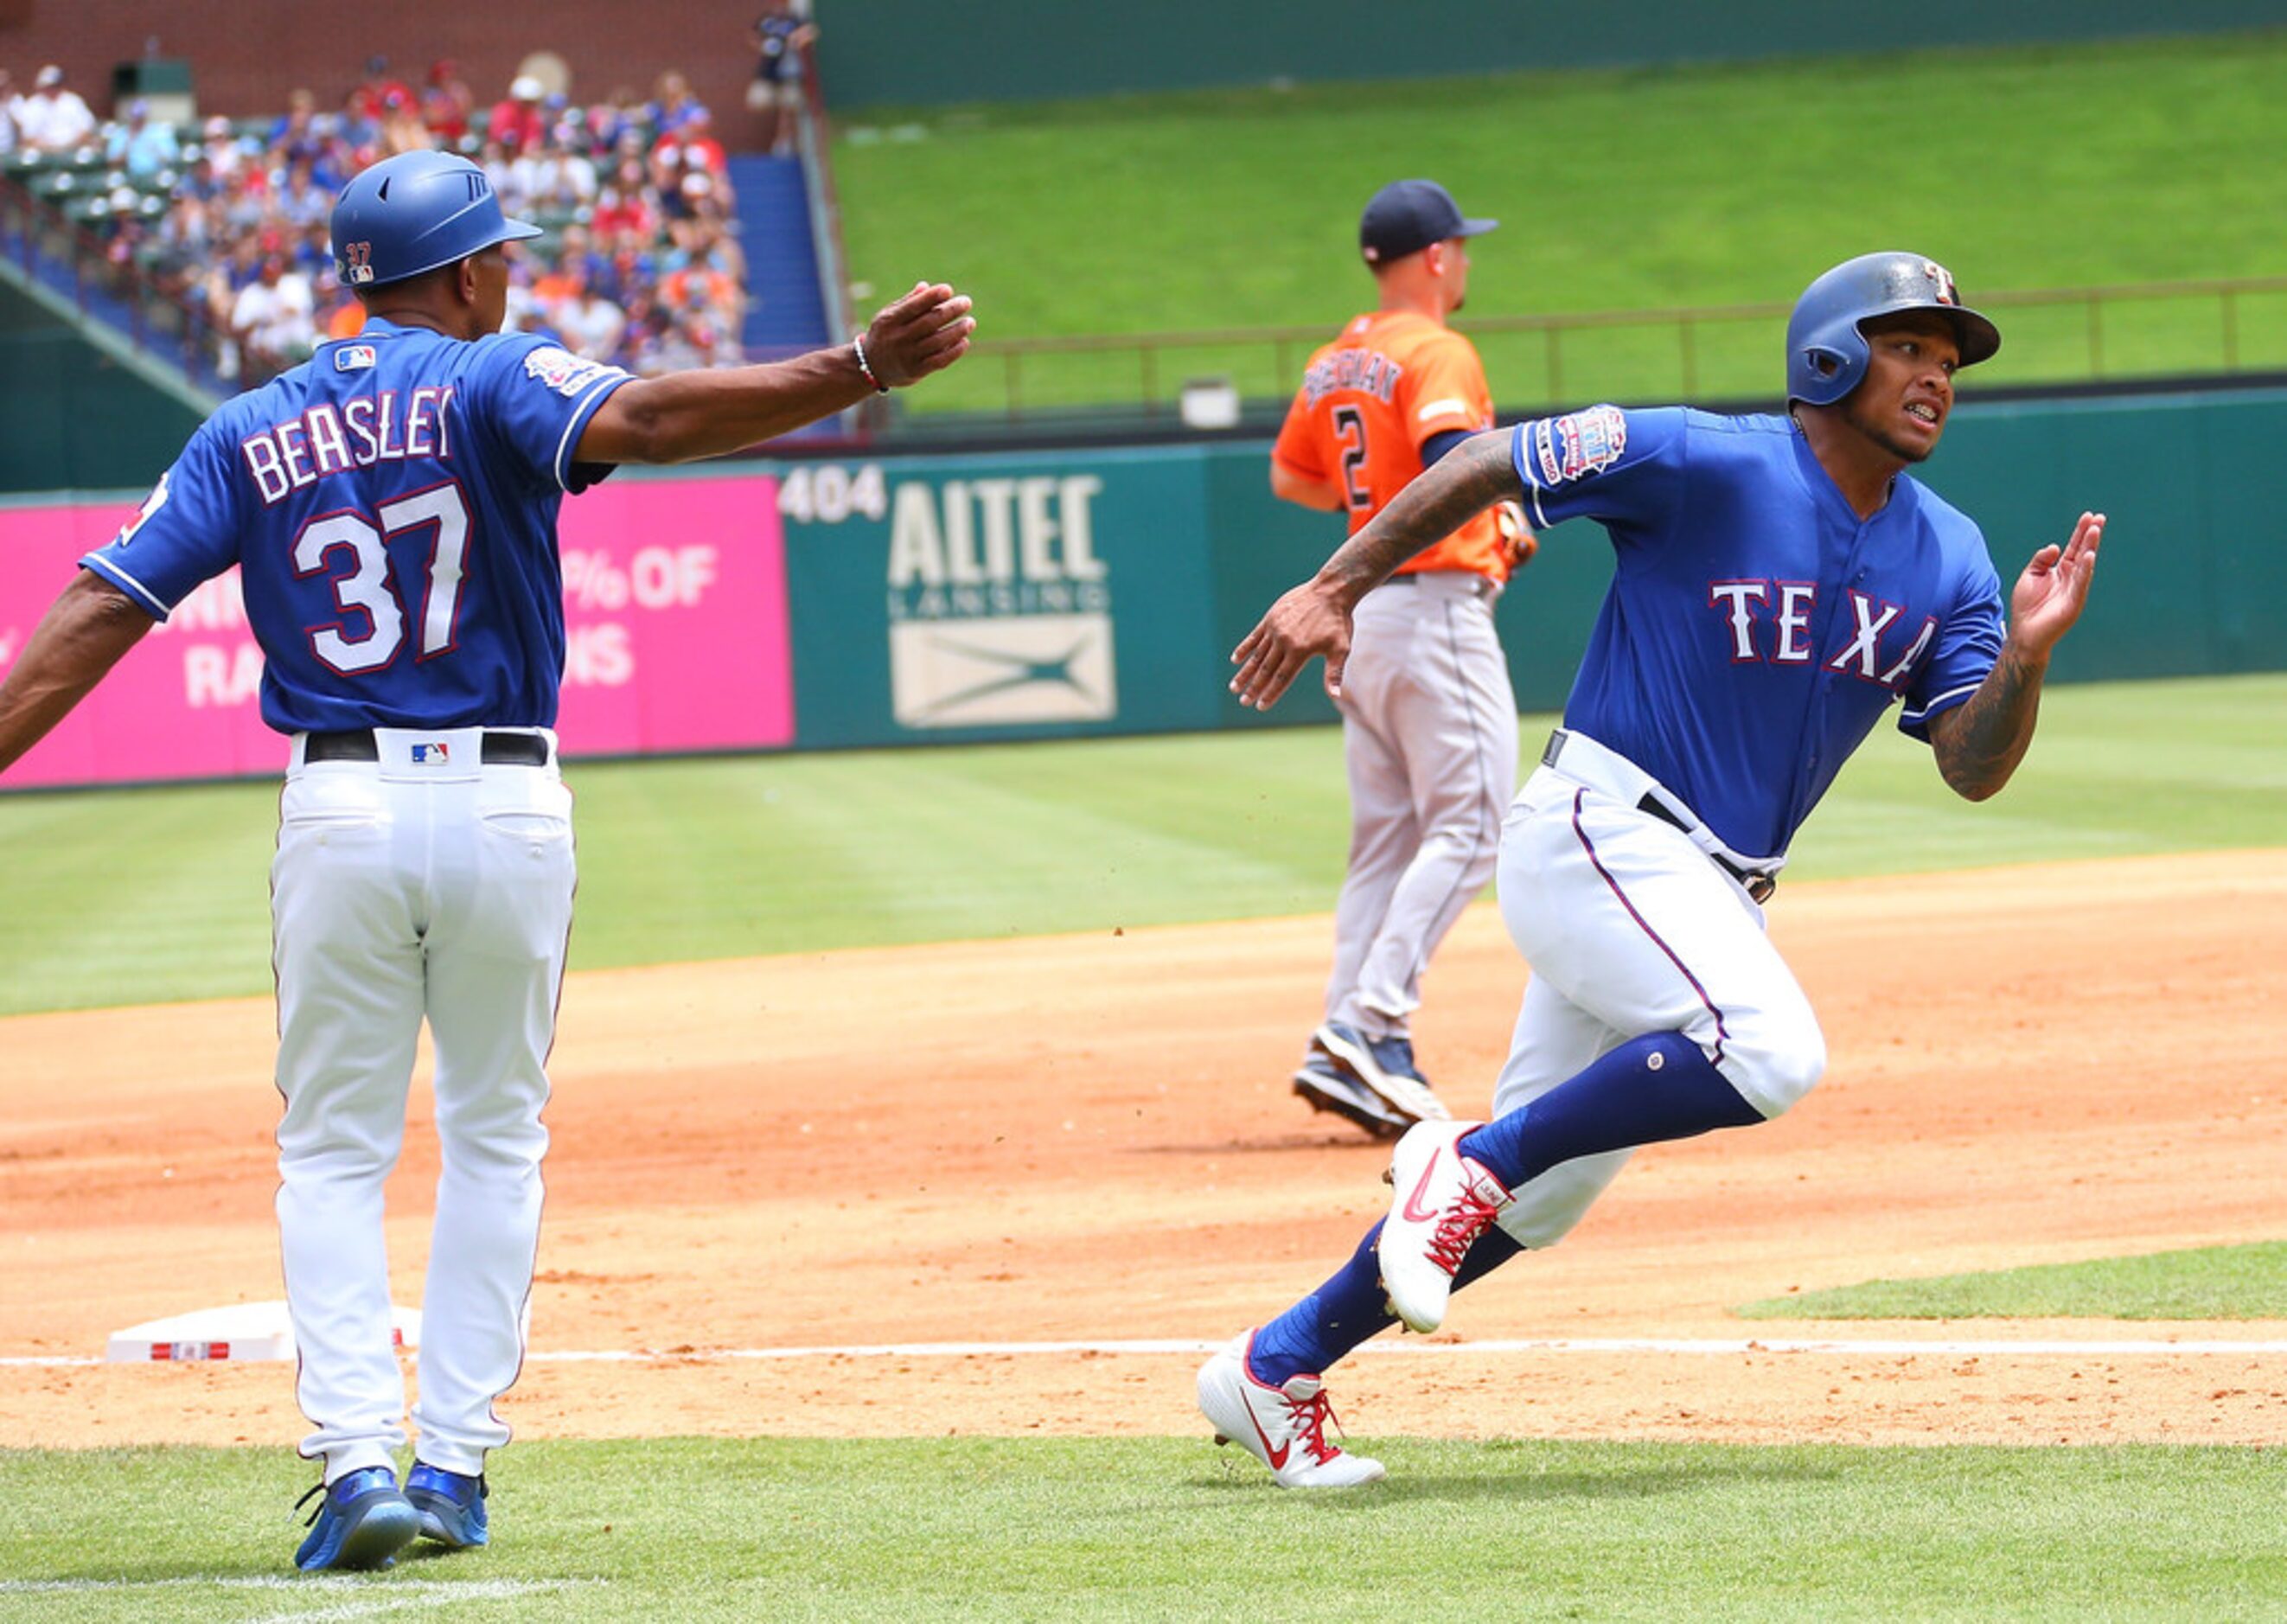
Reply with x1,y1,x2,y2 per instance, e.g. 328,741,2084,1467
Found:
1457,1031,1764,1190
1249,1218,1524,1385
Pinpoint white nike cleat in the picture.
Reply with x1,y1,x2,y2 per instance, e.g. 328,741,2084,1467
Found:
1196,1333,1385,1489
1377,1120,1512,1334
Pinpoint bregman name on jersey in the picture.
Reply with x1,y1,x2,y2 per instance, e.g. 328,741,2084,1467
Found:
1300,348,1402,408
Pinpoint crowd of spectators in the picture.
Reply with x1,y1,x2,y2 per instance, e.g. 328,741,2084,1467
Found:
3,57,764,386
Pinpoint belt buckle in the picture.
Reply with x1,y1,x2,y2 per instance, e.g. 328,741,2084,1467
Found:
1745,873,1777,905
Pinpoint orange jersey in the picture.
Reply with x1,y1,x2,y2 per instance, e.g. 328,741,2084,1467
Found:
1271,310,1505,579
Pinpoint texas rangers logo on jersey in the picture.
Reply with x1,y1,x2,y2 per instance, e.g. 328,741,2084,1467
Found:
342,240,374,285
334,344,377,372
523,347,616,400
1532,405,1628,486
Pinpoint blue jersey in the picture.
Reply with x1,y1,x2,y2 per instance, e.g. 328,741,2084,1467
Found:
82,319,633,733
1511,406,2004,860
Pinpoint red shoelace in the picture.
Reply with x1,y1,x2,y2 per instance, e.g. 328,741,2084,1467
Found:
1282,1386,1346,1466
1425,1181,1504,1277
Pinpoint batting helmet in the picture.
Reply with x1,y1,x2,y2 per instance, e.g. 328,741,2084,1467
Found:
329,150,540,290
1786,252,2001,407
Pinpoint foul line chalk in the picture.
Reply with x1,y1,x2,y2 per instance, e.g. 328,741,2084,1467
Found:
10,1335,2287,1372
528,1335,2287,1360
0,1577,587,1596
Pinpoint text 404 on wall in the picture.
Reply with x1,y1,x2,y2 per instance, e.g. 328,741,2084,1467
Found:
776,464,887,525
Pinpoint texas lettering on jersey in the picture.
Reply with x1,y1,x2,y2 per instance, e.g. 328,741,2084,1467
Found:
1708,580,1937,690
1508,403,2006,859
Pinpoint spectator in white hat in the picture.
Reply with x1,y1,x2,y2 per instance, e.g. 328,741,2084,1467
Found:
17,64,97,153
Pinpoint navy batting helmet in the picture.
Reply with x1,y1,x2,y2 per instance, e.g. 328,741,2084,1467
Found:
330,150,540,290
1786,252,2000,407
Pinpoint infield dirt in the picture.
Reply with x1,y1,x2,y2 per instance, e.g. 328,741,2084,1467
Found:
5,851,2286,1453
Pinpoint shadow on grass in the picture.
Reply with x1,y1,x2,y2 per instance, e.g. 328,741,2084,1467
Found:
1186,1448,1842,1505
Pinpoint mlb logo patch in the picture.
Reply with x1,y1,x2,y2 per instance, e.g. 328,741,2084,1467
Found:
410,741,450,765
334,344,377,372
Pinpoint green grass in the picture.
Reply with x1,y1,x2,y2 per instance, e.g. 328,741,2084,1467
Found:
2,1437,2284,1621
1,673,2282,1017
834,31,2287,413
1741,1242,2287,1322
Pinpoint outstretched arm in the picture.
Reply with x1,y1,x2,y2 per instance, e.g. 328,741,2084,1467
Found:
577,280,974,465
1927,510,2105,800
1230,429,1520,708
0,572,156,774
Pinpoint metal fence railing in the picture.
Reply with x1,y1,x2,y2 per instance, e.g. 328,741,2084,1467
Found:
907,275,2287,425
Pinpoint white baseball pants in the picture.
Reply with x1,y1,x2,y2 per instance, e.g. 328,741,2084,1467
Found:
1487,732,1825,1248
270,727,573,1482
1324,572,1518,1039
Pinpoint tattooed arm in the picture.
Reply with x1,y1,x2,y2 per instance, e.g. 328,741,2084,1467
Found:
1927,511,2105,800
1230,432,1520,709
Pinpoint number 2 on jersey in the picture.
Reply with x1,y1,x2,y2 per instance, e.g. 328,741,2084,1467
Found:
292,481,471,675
1332,405,1372,513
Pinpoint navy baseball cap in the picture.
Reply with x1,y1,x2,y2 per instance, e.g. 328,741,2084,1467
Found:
1360,179,1498,265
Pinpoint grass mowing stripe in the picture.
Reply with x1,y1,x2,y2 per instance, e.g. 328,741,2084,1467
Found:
2,674,2283,1016
3,1438,2285,1621
1740,1241,2287,1322
834,33,2287,412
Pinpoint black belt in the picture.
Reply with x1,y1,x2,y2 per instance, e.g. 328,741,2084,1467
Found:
303,730,550,766
1634,795,1779,904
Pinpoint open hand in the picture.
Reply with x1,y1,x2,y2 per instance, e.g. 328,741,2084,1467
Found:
1229,578,1353,709
2009,510,2104,659
863,281,975,387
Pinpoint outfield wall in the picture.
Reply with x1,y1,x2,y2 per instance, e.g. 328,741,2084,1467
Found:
1,387,2280,789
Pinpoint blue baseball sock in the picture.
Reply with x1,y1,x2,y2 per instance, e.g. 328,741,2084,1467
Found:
1247,1218,1524,1385
1457,1031,1764,1190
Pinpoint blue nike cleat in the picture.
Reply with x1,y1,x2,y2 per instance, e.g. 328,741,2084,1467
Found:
293,1466,419,1572
406,1462,490,1549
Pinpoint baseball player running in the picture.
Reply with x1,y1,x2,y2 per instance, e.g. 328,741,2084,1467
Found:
0,150,972,1566
1270,179,1530,1139
1199,251,2103,1486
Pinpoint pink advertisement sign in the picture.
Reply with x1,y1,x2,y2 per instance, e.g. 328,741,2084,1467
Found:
0,475,793,790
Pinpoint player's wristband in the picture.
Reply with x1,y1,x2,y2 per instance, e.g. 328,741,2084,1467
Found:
852,335,890,393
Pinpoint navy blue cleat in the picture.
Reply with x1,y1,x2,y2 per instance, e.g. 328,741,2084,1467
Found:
406,1463,490,1549
1311,1022,1451,1128
1293,1052,1409,1140
293,1466,419,1572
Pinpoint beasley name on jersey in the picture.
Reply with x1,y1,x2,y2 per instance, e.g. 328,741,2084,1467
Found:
81,320,632,736
1510,405,2005,860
